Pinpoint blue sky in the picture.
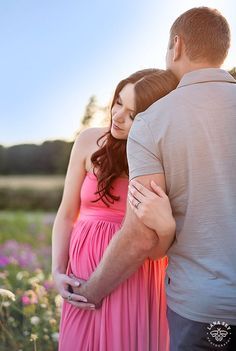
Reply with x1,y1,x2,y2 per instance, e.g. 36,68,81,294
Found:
1,0,235,146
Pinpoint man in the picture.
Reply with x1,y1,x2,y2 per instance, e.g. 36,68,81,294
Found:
73,7,236,350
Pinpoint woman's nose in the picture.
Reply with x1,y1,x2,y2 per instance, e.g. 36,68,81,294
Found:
113,109,124,122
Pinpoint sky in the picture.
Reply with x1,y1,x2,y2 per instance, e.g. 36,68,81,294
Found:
0,0,235,146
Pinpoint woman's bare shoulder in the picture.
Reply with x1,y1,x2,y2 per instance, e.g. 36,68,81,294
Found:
73,127,108,163
76,127,108,142
73,128,108,172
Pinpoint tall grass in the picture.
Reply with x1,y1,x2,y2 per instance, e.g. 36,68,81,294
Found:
0,176,64,211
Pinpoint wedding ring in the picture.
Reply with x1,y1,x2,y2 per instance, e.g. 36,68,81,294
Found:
67,293,72,301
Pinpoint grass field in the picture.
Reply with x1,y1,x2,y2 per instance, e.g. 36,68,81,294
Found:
0,176,65,210
0,175,65,190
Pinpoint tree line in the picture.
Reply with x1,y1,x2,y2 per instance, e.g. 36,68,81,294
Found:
0,140,73,175
0,95,104,175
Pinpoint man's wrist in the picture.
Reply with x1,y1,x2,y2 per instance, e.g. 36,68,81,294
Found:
156,219,176,238
79,281,102,305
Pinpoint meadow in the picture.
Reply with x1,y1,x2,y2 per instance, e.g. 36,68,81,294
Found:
0,211,61,351
0,176,65,350
0,176,64,190
0,176,64,211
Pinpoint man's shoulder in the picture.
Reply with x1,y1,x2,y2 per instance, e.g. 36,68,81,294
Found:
150,88,179,110
137,88,180,125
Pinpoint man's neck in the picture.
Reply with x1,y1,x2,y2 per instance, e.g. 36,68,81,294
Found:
176,62,221,80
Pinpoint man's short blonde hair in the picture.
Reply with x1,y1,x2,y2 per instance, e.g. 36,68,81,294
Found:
169,7,230,65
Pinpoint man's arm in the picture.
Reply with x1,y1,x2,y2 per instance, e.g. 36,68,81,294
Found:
77,173,166,305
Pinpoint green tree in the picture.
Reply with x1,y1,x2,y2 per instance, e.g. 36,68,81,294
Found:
81,95,98,128
229,67,236,79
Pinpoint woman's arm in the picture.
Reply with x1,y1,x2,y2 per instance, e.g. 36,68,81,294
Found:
51,130,90,300
128,179,176,259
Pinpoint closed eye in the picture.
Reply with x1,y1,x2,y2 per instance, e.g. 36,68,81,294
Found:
116,97,122,106
129,114,135,120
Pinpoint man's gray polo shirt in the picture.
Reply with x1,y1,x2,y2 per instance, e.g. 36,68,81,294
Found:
127,68,236,324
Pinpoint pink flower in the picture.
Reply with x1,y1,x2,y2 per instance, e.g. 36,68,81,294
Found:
21,295,31,305
21,290,38,305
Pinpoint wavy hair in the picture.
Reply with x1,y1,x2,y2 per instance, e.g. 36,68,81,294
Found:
91,68,178,206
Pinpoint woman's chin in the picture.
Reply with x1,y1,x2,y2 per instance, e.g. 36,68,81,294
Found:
111,129,127,140
111,130,123,140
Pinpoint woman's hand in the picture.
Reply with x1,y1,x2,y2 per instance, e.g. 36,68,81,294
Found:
128,179,176,237
52,272,96,310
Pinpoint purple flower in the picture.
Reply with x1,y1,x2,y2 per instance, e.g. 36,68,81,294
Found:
43,280,55,291
0,240,40,270
0,255,10,267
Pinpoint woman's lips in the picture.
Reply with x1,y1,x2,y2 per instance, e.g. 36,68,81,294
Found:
112,123,122,131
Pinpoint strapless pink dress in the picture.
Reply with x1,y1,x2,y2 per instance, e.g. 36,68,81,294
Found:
59,173,169,351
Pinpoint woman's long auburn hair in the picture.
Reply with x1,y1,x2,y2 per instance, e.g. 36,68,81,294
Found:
91,68,179,206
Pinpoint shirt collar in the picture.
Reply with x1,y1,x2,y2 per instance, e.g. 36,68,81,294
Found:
177,68,236,89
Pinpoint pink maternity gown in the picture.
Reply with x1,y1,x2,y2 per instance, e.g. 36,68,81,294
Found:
59,172,169,351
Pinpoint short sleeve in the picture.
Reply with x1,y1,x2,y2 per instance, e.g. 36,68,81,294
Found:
127,115,164,180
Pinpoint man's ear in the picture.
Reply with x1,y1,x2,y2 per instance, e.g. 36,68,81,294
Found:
173,35,182,61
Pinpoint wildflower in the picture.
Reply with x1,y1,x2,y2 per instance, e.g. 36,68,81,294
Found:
34,284,47,298
16,271,24,280
9,257,18,265
55,294,63,308
0,256,10,267
0,288,16,301
8,316,15,323
30,316,40,325
49,318,57,326
40,303,47,308
0,271,8,279
30,333,38,341
35,268,45,281
44,310,53,321
1,240,40,270
21,290,38,305
21,295,31,305
51,332,59,342
16,271,29,280
43,279,54,291
28,277,40,285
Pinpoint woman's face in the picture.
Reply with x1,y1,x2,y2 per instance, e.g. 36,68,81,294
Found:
111,83,136,140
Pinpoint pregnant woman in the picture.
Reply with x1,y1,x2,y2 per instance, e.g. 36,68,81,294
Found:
52,68,178,351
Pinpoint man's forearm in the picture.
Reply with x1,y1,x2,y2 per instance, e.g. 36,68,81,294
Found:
149,220,176,259
79,224,158,304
